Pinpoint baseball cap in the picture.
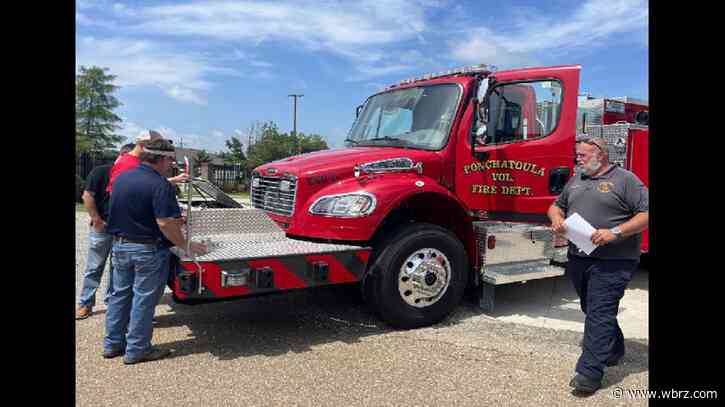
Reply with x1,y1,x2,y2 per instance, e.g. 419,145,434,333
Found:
143,138,176,157
136,130,163,143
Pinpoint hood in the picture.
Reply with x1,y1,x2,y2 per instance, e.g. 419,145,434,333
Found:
255,147,442,179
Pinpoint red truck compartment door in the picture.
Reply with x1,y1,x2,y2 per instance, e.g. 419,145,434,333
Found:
627,128,649,253
456,65,580,222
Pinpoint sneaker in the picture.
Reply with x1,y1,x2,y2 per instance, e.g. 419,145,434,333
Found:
569,373,601,394
123,347,171,365
102,349,124,359
76,305,93,320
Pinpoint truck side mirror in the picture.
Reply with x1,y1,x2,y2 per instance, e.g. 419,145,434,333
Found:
472,77,491,160
477,77,490,103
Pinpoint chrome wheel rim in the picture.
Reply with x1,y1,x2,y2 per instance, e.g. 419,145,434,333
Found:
398,248,451,308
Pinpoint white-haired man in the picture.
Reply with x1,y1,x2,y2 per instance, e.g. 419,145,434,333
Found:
548,136,649,394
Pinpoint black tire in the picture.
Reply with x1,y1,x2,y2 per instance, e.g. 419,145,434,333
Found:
367,222,468,329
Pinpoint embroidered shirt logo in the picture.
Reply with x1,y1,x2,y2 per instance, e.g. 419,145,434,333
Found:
597,181,614,193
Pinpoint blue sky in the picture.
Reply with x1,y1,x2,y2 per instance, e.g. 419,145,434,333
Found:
76,0,648,153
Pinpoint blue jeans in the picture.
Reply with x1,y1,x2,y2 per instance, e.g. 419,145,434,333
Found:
78,225,114,308
104,241,170,360
567,255,637,381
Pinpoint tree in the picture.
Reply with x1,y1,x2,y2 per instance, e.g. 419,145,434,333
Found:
194,149,213,167
76,66,124,153
297,132,329,154
224,136,247,163
245,121,329,170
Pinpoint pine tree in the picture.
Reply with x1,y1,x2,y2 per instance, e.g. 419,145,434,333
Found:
76,66,124,152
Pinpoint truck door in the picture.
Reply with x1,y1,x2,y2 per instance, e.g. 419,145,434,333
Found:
456,65,581,222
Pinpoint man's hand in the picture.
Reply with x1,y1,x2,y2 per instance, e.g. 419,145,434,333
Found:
168,173,189,184
91,217,106,233
187,241,208,257
551,217,567,235
547,204,567,236
591,229,617,246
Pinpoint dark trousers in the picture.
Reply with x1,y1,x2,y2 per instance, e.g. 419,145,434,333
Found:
567,255,637,381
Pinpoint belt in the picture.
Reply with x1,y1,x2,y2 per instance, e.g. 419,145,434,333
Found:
113,236,158,245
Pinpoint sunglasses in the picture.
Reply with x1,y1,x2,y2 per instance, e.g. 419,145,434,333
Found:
576,138,605,153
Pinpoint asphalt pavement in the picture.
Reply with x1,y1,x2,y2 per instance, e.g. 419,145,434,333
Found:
76,212,649,406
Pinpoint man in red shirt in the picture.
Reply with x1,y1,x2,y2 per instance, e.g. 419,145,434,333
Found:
107,130,188,193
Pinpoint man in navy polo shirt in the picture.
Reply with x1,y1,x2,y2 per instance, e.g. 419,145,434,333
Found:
104,138,207,365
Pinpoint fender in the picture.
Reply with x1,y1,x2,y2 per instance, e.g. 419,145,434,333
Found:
289,173,473,242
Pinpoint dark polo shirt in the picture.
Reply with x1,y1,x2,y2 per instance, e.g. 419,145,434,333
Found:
554,165,649,260
106,163,181,248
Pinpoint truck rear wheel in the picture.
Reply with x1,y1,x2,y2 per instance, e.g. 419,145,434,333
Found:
368,223,468,329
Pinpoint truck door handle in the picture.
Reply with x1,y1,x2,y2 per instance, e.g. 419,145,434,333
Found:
549,167,570,194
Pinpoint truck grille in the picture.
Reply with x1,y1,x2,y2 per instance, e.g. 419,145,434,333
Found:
250,176,298,216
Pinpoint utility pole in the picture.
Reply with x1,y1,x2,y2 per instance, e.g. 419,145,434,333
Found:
288,94,303,153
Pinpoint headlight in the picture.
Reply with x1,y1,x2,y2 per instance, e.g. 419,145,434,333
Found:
309,193,376,217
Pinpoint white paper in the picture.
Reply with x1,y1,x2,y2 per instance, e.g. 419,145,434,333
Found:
563,213,597,255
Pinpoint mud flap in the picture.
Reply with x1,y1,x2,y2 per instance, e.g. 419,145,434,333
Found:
479,282,496,313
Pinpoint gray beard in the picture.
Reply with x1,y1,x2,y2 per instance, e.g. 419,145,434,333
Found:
579,158,602,176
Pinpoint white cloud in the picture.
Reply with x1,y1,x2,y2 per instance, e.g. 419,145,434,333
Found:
75,11,117,29
450,29,536,67
450,0,647,67
138,0,427,48
117,121,229,152
117,119,145,144
347,64,413,82
156,126,227,152
249,60,273,68
76,0,107,10
77,0,440,77
166,85,206,105
77,36,222,105
252,71,275,80
112,2,137,17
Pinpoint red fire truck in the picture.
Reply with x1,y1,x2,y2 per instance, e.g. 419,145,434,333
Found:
172,64,649,328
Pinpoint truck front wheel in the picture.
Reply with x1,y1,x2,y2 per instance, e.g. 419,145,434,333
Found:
369,223,468,329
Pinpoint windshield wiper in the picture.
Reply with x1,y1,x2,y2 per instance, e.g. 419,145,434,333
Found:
344,138,360,145
365,136,410,146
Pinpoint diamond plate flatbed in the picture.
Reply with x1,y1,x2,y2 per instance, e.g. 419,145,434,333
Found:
171,207,369,262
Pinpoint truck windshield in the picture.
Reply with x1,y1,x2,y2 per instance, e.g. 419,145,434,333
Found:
347,84,461,150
